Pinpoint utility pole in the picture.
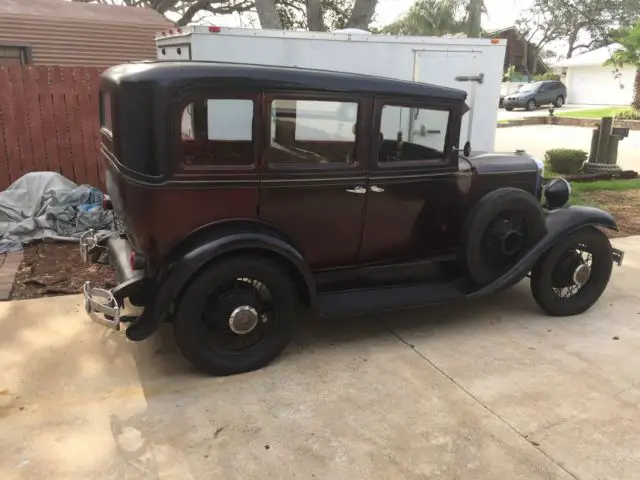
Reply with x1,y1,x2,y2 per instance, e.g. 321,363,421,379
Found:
467,0,483,38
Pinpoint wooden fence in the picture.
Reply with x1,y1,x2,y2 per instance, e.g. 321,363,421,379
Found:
0,66,104,190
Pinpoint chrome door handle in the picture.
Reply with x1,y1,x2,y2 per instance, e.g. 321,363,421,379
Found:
370,185,384,193
345,186,366,194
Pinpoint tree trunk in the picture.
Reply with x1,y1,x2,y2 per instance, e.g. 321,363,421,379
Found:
467,0,482,38
255,0,282,29
565,28,580,59
633,68,640,111
345,0,377,30
306,0,326,32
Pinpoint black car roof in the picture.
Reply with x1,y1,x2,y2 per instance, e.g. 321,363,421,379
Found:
102,60,468,101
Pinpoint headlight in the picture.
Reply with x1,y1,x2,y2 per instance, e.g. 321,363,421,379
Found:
544,178,571,210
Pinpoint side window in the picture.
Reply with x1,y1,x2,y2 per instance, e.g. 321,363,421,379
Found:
180,98,254,168
267,98,359,167
378,104,449,163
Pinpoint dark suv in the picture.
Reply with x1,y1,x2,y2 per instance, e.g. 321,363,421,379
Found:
81,61,622,376
503,80,567,111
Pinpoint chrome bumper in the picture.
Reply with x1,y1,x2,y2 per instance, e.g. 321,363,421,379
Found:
83,281,120,330
612,247,624,267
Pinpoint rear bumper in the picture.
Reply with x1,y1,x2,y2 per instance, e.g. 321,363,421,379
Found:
80,229,147,330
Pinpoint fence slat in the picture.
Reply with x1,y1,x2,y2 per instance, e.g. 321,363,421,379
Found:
36,66,60,176
50,66,76,181
22,67,48,174
0,68,23,185
87,68,105,189
75,67,100,188
62,67,86,185
0,68,12,189
9,68,37,180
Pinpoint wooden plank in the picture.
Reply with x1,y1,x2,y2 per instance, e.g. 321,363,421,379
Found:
36,66,61,175
0,67,22,185
75,67,100,187
9,67,36,178
88,68,105,189
51,66,76,181
0,68,13,189
22,67,48,174
63,67,87,185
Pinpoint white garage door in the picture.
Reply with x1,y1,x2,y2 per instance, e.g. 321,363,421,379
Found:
567,66,635,105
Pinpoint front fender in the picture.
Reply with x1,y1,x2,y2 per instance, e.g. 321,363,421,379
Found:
468,205,618,298
125,226,316,341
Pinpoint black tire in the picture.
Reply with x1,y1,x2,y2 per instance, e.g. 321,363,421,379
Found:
463,188,546,285
174,255,298,376
555,96,564,108
530,227,613,316
505,106,514,111
526,99,536,111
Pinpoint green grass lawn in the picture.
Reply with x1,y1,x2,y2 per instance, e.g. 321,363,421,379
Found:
570,179,640,205
556,107,626,119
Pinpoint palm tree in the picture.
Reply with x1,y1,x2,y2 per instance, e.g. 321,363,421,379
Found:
382,0,467,37
606,20,640,110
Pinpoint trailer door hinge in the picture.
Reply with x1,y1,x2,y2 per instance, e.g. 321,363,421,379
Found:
455,73,485,84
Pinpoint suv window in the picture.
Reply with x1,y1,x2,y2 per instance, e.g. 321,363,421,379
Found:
180,98,255,168
267,98,359,167
378,104,450,163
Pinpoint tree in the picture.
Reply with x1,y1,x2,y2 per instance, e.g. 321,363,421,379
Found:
72,0,377,31
606,20,640,110
382,0,466,37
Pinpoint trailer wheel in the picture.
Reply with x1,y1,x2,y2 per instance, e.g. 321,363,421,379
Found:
173,255,298,376
530,227,613,316
463,188,546,285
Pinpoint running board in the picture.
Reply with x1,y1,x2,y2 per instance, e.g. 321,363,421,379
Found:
318,282,466,317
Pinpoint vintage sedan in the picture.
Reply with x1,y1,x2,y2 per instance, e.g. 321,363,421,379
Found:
81,61,623,375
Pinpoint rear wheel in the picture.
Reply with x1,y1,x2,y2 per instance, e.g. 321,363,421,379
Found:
555,96,565,108
174,255,298,376
530,227,613,316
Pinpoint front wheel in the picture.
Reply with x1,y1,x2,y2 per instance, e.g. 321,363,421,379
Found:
526,99,536,111
555,96,564,108
174,255,298,376
530,227,613,316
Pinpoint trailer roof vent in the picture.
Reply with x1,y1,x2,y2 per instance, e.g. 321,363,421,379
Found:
209,26,222,33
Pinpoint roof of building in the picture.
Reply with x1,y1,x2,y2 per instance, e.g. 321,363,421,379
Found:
102,60,469,101
0,0,171,25
552,44,622,68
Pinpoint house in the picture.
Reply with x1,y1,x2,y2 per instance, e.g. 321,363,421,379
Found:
488,26,550,76
552,44,635,106
0,0,172,67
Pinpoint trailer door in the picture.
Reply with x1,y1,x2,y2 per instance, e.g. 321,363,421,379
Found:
413,50,483,150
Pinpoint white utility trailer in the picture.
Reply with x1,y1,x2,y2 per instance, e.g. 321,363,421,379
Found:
155,27,506,152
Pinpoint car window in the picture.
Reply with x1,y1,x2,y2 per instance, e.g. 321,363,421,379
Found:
377,104,449,164
180,98,255,168
267,98,359,167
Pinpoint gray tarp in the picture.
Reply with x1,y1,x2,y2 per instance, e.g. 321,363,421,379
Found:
0,172,114,253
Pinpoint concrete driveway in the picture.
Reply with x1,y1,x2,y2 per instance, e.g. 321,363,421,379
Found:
2,236,640,479
496,125,640,171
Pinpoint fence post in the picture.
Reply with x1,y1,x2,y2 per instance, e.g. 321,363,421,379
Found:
588,126,600,163
596,117,613,164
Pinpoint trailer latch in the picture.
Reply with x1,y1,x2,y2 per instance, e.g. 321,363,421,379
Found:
455,73,485,84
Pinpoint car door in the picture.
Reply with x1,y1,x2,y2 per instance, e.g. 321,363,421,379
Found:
539,82,554,104
259,91,371,270
358,97,465,264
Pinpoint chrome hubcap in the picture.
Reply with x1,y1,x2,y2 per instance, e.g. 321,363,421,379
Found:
228,305,259,335
572,263,591,286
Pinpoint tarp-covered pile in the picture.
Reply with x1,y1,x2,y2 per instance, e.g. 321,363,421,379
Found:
0,172,114,254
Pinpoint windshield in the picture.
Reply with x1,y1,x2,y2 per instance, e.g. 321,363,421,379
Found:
517,83,539,93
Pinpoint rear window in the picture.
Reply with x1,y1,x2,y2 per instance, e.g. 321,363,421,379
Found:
99,91,113,133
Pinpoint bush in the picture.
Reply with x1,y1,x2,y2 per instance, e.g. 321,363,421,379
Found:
614,107,640,120
545,149,588,174
533,73,561,81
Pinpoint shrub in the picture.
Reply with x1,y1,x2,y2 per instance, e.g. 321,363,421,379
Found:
533,73,561,81
545,149,588,174
614,107,640,120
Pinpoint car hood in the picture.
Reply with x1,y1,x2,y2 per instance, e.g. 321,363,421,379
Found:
463,151,542,175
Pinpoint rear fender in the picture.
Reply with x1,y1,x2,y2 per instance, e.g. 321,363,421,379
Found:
125,220,316,341
468,205,618,298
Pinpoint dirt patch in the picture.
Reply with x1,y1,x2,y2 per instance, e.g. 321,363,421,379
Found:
10,242,116,301
578,189,640,237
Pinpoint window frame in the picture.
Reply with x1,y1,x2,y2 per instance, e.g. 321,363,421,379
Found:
262,90,368,173
173,90,260,174
371,96,458,172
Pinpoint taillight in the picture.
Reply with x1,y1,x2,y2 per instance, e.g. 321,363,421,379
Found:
209,26,221,33
130,250,147,271
102,195,113,210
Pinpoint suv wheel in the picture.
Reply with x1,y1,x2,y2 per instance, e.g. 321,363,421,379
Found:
462,188,546,285
555,96,564,108
174,255,298,375
526,99,536,111
530,227,612,316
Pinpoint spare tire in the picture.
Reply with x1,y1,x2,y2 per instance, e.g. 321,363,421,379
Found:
462,187,546,285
